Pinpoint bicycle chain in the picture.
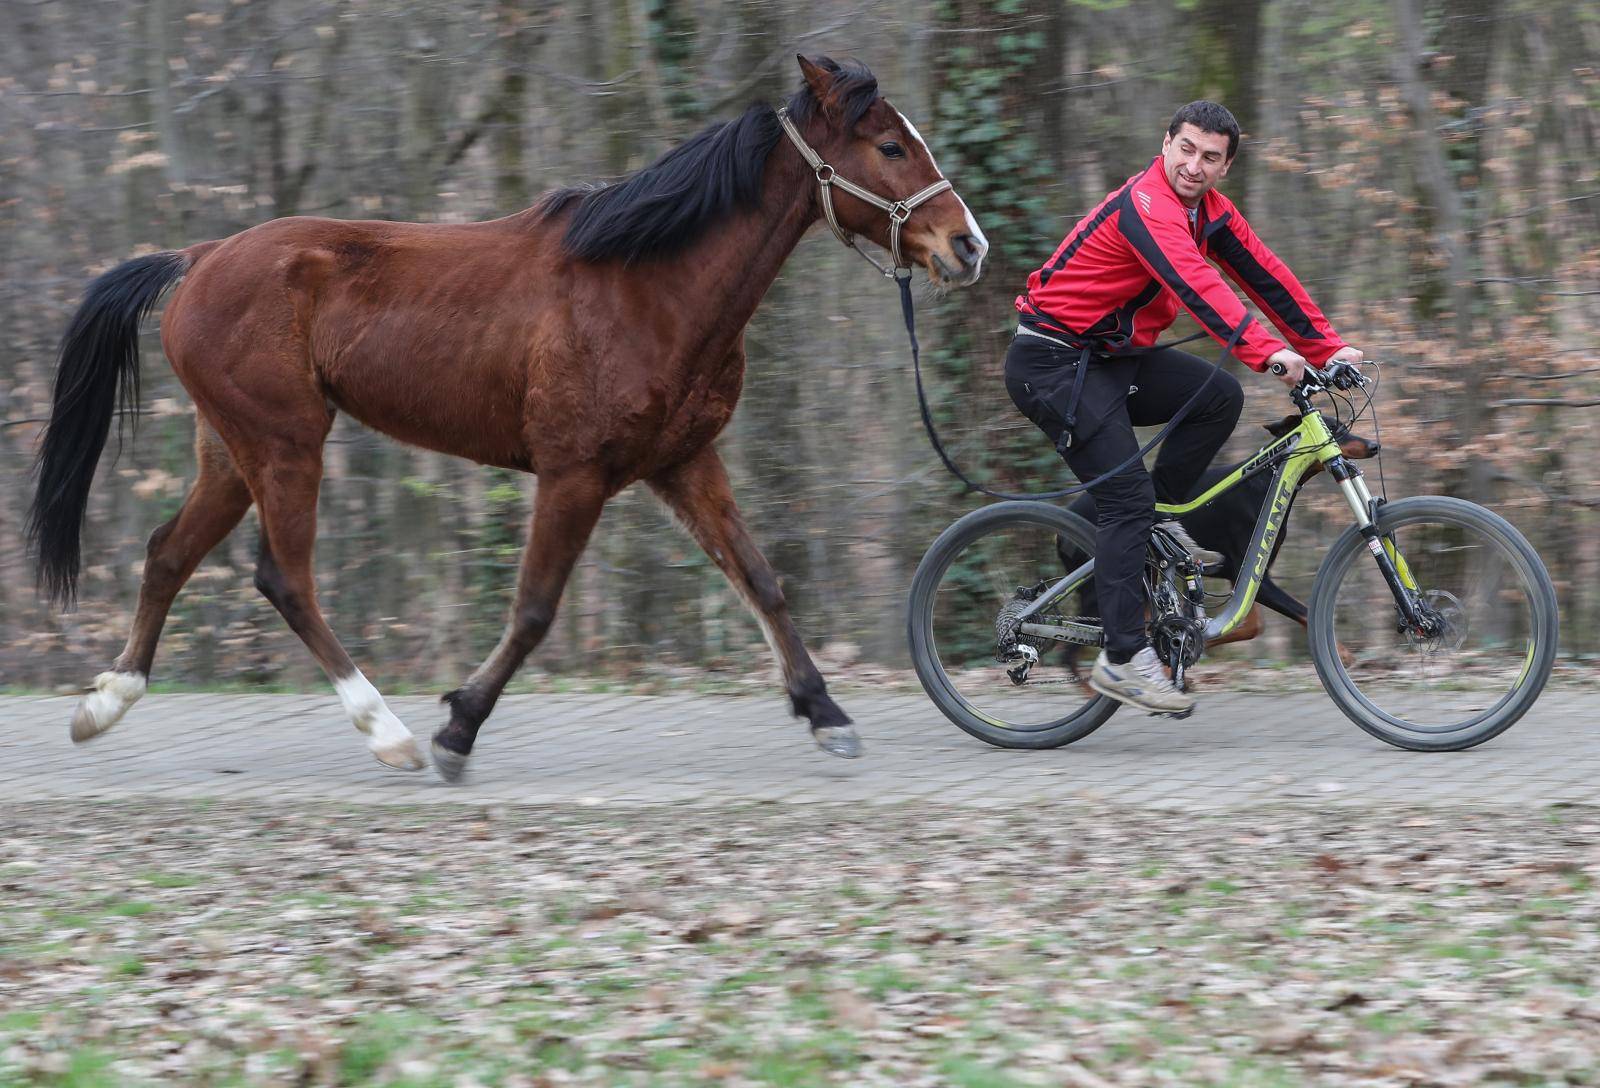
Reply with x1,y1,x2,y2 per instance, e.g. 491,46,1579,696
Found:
995,599,1100,660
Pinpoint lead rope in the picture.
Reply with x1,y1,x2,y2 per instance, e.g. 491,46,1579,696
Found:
897,273,1250,501
777,103,1252,500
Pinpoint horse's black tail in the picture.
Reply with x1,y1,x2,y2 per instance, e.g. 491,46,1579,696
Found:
27,250,192,608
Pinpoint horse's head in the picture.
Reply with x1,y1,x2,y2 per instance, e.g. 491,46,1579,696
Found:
792,56,988,288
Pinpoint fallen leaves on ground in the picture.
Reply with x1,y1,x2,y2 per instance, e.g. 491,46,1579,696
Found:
3,801,1600,1086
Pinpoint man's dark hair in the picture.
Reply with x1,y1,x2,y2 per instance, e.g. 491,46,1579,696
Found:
1167,101,1241,160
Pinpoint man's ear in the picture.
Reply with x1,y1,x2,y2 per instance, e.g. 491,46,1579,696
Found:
1263,413,1299,438
797,55,838,114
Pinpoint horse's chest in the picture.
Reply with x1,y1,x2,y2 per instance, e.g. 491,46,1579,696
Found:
662,358,744,447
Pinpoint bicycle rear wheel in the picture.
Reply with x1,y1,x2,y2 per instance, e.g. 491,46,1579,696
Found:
907,501,1118,749
1308,496,1558,751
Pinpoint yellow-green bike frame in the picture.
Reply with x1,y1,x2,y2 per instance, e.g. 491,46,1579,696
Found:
1014,405,1416,647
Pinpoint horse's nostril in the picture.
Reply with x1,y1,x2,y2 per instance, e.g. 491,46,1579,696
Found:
952,233,981,265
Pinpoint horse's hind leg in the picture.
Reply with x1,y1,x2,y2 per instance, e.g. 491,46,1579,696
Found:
71,420,252,742
647,446,861,758
431,469,608,782
243,433,425,771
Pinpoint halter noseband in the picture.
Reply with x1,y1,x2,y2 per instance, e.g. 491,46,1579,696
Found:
776,106,953,278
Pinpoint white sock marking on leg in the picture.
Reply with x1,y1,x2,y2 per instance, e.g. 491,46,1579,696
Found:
81,671,146,732
334,671,415,751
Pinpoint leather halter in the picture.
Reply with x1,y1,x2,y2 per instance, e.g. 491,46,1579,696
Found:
776,106,953,278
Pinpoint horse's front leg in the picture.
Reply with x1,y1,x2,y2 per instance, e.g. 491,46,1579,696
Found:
431,469,609,781
648,445,861,758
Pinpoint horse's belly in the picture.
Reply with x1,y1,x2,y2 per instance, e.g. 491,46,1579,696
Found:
327,371,532,471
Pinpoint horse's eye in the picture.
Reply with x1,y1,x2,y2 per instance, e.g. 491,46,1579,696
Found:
878,142,905,159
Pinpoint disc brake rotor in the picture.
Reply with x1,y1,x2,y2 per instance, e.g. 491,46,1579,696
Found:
1405,588,1468,653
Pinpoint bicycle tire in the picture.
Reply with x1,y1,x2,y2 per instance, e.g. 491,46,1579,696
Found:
907,501,1119,749
1307,496,1559,751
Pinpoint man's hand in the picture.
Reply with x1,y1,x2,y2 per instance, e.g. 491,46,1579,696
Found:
1267,348,1307,387
1328,345,1365,366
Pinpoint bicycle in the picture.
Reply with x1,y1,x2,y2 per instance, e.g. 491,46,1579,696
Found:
906,361,1559,752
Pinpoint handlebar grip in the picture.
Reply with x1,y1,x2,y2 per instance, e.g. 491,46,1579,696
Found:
1270,362,1287,376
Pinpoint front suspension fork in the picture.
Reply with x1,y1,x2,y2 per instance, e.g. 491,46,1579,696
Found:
1329,459,1435,635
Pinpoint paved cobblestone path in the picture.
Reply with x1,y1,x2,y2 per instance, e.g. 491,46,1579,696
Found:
2,688,1594,808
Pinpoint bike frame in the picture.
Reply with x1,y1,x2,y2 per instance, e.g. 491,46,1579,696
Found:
1016,404,1414,645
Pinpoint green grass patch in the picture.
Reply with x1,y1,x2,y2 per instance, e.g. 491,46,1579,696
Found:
1430,941,1499,963
337,1012,438,1083
107,956,146,978
44,1048,120,1088
0,1010,43,1032
856,964,917,1000
940,1058,1033,1088
138,871,200,889
747,1039,862,1086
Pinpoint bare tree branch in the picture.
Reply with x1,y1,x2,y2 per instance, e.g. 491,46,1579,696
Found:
1490,398,1600,408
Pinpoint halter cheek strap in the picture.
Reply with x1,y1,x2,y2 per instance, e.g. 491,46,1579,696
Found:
775,106,953,278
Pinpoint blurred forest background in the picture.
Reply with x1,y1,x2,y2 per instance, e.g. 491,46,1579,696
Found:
3,0,1597,690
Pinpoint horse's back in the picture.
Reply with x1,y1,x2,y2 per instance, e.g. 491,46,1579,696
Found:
161,213,566,471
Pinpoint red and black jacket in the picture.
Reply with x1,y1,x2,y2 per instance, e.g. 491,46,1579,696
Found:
1016,158,1346,371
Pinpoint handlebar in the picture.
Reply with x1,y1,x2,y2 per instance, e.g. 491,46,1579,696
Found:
1269,359,1369,392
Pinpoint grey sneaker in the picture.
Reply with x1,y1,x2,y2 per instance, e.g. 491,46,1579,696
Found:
1155,520,1223,568
1088,647,1196,715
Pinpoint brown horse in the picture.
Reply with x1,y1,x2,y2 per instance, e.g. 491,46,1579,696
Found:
27,56,987,779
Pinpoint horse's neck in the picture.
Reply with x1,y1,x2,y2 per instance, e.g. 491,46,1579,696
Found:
674,147,819,343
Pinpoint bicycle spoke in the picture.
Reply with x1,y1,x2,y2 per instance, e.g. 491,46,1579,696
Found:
926,516,1104,732
1325,515,1539,733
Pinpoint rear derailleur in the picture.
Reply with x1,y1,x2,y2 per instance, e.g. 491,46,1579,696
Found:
995,582,1050,685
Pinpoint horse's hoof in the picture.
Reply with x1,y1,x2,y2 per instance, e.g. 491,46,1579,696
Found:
813,724,863,759
430,739,470,784
371,735,426,772
69,671,146,744
70,701,111,744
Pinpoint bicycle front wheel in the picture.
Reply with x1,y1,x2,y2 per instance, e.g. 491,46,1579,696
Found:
1308,496,1558,751
907,501,1118,749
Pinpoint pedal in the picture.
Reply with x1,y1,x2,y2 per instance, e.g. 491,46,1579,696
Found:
1147,707,1194,721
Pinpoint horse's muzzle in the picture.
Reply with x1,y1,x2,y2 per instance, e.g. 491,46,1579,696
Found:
933,239,984,286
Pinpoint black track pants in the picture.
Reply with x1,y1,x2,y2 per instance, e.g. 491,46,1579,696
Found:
1005,334,1244,661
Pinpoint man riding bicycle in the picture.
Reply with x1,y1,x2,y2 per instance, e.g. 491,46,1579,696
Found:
1006,100,1364,716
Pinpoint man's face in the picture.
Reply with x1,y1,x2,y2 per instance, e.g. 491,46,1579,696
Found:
1161,123,1232,206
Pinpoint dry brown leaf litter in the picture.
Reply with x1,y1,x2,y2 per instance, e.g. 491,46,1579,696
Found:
2,801,1599,1086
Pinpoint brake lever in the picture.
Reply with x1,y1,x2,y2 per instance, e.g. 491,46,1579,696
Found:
1273,360,1371,392
1330,361,1371,390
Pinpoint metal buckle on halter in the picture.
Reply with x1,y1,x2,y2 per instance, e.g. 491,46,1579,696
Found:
778,103,933,279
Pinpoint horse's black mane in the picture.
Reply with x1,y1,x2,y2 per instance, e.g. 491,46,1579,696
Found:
540,58,881,264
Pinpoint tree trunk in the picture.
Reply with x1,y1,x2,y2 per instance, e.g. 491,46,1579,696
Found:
1392,0,1490,499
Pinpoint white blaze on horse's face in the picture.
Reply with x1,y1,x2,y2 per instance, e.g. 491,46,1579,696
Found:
896,109,990,284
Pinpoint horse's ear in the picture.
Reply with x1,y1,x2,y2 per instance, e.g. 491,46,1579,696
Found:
1263,413,1299,438
796,54,839,115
